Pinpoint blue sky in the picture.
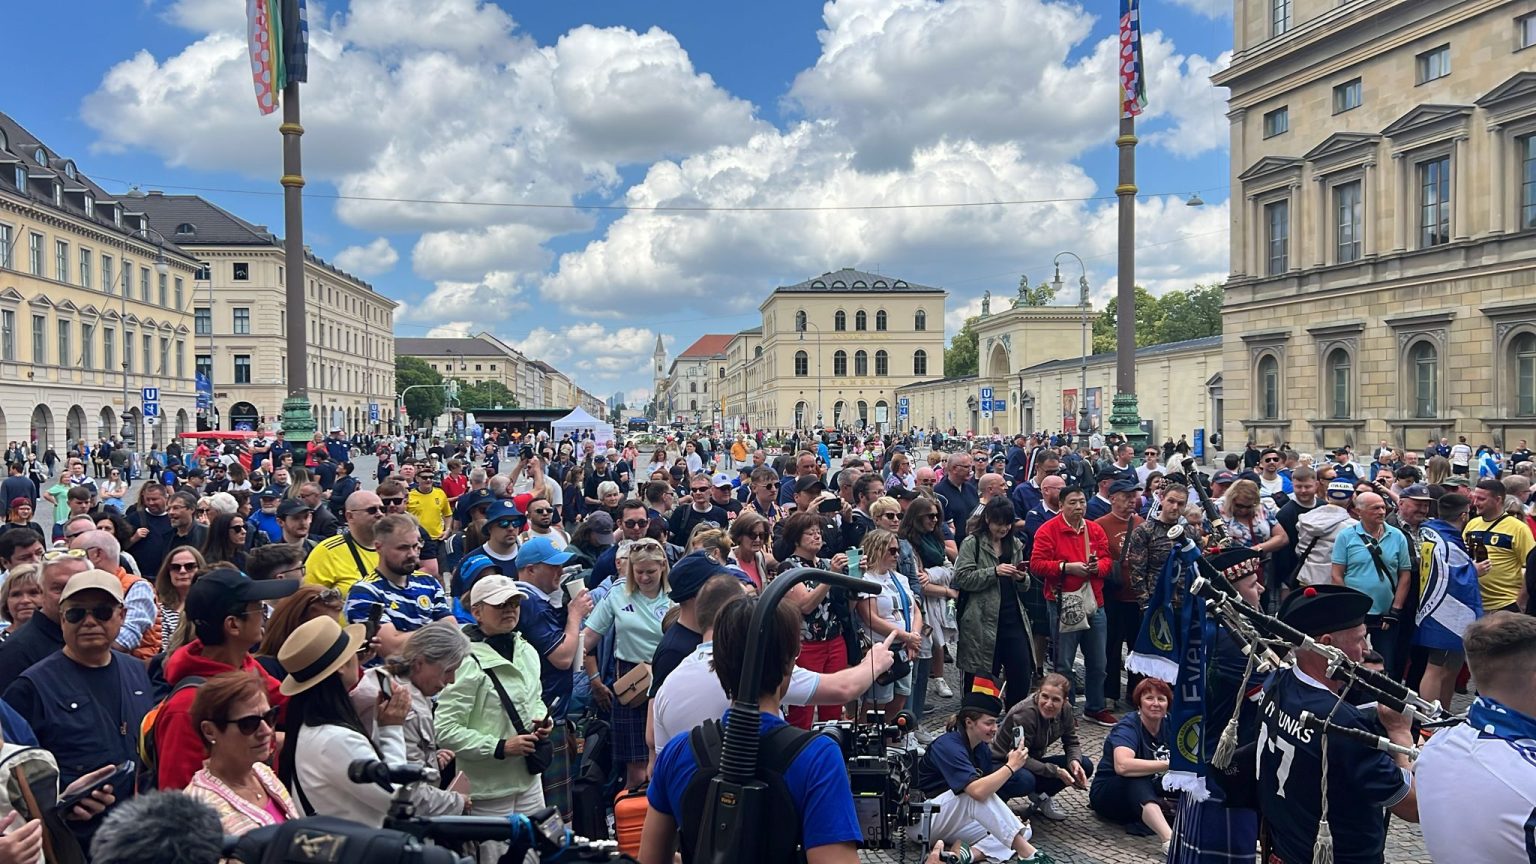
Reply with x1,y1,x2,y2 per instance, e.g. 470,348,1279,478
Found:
8,0,1233,405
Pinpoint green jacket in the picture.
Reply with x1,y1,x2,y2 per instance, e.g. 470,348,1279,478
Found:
953,531,1033,676
434,637,545,799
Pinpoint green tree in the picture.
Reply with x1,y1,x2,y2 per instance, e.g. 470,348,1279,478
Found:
609,402,626,424
1153,283,1224,344
1015,275,1058,307
396,356,445,425
945,316,981,377
451,379,519,412
1091,285,1163,354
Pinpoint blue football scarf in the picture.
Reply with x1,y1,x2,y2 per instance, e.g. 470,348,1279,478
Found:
1128,540,1210,798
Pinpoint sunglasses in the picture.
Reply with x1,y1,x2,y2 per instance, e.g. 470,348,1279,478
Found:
622,518,650,528
42,549,88,562
169,562,198,572
492,518,523,530
690,487,710,493
63,604,117,624
230,524,248,532
379,498,404,507
196,507,211,514
219,707,280,735
305,588,343,609
886,546,900,555
748,531,769,540
529,507,553,515
349,506,384,515
879,512,900,520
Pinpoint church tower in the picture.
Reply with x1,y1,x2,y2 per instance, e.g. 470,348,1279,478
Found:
652,334,666,390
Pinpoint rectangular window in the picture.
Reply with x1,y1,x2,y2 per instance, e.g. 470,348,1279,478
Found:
81,323,94,369
232,262,250,281
28,234,42,276
0,311,13,361
1335,181,1363,263
1520,12,1536,50
233,307,251,335
1419,156,1451,247
1265,199,1290,275
103,328,114,372
57,321,69,368
158,273,167,307
142,335,151,378
159,338,169,375
175,339,185,379
140,268,150,302
124,331,133,373
1271,0,1291,35
31,315,45,364
193,262,211,281
234,354,252,384
1416,45,1450,83
79,248,92,289
0,224,10,270
1262,107,1289,138
195,308,212,336
55,240,68,283
1522,135,1536,231
196,354,212,383
101,255,113,293
174,278,183,310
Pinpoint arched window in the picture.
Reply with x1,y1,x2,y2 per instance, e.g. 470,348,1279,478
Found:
876,400,889,425
833,350,848,376
795,310,807,332
754,346,762,357
690,400,698,411
794,350,808,376
1325,348,1351,420
857,400,869,427
833,401,846,425
719,367,726,378
1410,341,1438,418
913,349,928,376
874,350,888,376
875,310,887,331
854,350,869,376
1515,332,1536,417
834,311,847,331
1256,355,1280,420
915,310,927,331
855,311,867,331
795,401,808,428
690,382,697,393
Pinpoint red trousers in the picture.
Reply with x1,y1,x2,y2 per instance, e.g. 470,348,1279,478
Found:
785,637,849,729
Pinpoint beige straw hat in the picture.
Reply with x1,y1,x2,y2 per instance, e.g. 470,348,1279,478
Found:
277,616,365,696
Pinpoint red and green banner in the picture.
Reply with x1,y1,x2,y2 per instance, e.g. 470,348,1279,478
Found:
247,0,308,115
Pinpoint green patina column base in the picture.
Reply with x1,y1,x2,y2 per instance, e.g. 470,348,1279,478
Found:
281,395,317,438
1109,392,1148,451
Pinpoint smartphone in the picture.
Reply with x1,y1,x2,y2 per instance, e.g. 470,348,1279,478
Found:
847,547,861,580
1015,728,1026,749
54,761,135,817
364,602,384,643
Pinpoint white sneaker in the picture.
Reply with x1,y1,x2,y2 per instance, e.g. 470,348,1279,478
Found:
933,678,954,698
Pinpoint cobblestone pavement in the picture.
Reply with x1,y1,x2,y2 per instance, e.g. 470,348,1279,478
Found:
857,667,1440,864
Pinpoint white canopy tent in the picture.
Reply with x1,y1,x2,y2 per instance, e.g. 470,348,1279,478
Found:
551,407,615,447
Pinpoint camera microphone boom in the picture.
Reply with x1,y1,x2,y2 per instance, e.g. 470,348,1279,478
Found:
347,759,440,789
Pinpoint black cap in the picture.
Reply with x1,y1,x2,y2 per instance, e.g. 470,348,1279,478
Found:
457,488,497,514
1211,470,1237,485
960,675,1004,716
186,468,205,478
1096,468,1122,483
668,550,732,603
889,485,920,501
1107,478,1142,495
185,567,300,625
794,474,826,495
1279,584,1372,637
276,499,313,518
258,487,281,499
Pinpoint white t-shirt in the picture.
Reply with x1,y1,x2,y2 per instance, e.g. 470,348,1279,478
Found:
650,641,819,756
861,569,911,641
1450,443,1473,466
523,526,568,550
1417,715,1536,864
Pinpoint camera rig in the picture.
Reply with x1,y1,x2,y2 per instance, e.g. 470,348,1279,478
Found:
812,709,920,849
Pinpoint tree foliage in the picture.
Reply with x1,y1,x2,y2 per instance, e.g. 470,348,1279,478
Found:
1091,283,1224,354
945,316,981,377
1015,275,1058,307
452,379,519,412
396,356,445,424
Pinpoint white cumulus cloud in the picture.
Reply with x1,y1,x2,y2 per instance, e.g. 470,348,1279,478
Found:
332,237,400,276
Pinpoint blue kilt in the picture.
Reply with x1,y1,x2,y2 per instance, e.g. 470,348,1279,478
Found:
1168,791,1259,864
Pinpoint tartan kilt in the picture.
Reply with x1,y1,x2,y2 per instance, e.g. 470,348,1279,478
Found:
1169,791,1259,864
540,721,575,823
611,659,650,763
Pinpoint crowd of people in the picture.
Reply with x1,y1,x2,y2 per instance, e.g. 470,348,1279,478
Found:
0,423,1528,863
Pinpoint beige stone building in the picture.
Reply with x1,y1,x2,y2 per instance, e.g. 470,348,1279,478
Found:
0,111,201,452
396,335,605,418
135,193,397,435
659,334,731,426
1214,0,1536,451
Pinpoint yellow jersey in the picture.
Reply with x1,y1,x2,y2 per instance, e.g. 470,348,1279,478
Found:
407,487,452,539
1464,514,1534,611
304,533,379,598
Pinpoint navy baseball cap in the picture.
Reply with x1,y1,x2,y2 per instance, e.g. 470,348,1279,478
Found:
1107,478,1142,495
485,499,524,524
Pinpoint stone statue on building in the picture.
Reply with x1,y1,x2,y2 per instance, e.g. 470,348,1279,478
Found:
981,291,991,316
1014,277,1029,308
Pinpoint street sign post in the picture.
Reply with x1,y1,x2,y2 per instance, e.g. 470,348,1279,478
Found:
143,416,160,428
142,403,161,418
369,403,380,422
980,386,993,419
141,387,160,403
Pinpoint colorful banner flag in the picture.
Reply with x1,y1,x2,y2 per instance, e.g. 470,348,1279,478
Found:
282,0,309,84
1119,0,1147,118
1415,519,1484,650
1127,540,1210,798
247,0,284,114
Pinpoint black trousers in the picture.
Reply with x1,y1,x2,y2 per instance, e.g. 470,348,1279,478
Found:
1104,599,1143,702
966,625,1035,709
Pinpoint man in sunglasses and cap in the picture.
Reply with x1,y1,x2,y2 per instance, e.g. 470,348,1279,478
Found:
4,569,155,845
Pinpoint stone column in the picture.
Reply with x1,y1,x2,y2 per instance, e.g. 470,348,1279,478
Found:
1230,109,1248,277
1289,182,1302,271
1489,125,1507,235
1362,161,1377,257
1453,136,1471,241
1314,173,1329,268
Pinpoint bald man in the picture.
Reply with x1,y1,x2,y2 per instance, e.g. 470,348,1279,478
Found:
304,489,384,596
1330,491,1414,678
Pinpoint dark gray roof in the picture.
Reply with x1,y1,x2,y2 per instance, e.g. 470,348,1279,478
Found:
1020,335,1222,374
898,374,979,389
777,268,942,293
395,337,507,357
133,192,275,246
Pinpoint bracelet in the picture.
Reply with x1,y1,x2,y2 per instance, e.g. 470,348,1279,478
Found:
1003,765,1015,776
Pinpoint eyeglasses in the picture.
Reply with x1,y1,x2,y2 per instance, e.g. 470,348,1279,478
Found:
42,549,88,562
379,498,404,507
305,588,343,610
349,506,384,516
886,546,901,555
195,507,210,514
63,604,117,624
748,531,769,540
274,565,306,580
690,487,710,493
1263,457,1281,463
219,707,280,735
921,513,939,521
530,507,553,515
622,518,649,528
169,562,198,572
879,512,900,520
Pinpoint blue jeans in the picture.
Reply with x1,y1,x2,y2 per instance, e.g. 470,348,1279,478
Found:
1048,602,1108,713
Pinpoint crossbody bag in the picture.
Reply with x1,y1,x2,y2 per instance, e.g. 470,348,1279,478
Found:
472,655,554,775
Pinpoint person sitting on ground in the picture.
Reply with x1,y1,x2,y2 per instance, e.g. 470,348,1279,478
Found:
994,673,1092,823
1088,678,1177,848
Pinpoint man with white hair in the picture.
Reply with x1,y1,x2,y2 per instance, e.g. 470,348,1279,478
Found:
71,529,162,659
0,552,90,691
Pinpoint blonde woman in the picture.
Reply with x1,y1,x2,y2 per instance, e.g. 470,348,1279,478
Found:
0,563,43,641
854,528,923,717
581,538,672,787
687,524,732,564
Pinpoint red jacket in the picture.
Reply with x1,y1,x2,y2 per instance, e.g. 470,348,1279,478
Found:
1029,512,1112,606
155,640,287,790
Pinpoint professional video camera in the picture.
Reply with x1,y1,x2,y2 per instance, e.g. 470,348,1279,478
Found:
224,760,632,864
812,709,919,848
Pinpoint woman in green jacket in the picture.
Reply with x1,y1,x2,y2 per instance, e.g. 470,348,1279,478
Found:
436,574,551,864
953,496,1035,708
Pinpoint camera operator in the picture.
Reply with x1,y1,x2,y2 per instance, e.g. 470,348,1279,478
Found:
642,594,862,864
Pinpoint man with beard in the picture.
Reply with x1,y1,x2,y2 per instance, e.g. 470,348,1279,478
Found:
345,514,452,659
520,495,568,550
125,483,176,579
167,492,208,552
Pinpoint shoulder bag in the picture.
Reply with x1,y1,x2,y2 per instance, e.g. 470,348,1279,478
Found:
613,661,653,708
473,655,554,775
1056,523,1098,634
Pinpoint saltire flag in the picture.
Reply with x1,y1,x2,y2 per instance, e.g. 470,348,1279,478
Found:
1415,520,1484,651
247,0,309,115
1119,0,1147,118
1127,539,1210,799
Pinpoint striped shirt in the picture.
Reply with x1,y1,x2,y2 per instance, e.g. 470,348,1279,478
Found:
345,572,452,634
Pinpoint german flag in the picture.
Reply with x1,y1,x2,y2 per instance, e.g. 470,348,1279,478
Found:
962,676,1005,714
970,676,1002,699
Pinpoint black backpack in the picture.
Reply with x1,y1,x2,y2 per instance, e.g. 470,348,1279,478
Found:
678,719,819,864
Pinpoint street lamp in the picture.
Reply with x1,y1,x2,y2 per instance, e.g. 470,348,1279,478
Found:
797,319,823,430
1052,252,1091,452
